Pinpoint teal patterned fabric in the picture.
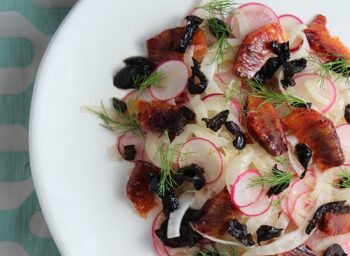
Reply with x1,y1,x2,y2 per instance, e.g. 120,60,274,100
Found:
0,0,76,255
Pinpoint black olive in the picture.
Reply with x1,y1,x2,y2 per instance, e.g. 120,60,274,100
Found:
225,121,241,137
263,57,282,79
155,219,203,248
123,145,136,161
178,15,204,53
271,41,291,62
256,225,283,244
306,201,350,235
179,106,196,122
112,97,127,113
208,18,230,38
161,188,180,216
290,58,308,73
329,57,350,77
183,209,202,222
323,244,347,256
174,164,206,190
188,58,209,95
267,165,290,197
202,110,229,132
228,219,255,247
233,132,247,150
295,144,312,178
281,58,307,88
291,102,312,109
113,56,152,90
345,104,350,124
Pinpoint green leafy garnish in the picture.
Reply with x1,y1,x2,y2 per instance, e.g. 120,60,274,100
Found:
200,0,236,15
246,79,307,109
250,167,294,189
156,131,180,196
210,33,234,65
88,101,142,135
307,53,350,86
134,71,164,96
272,195,286,208
337,168,350,189
224,80,240,104
274,156,289,167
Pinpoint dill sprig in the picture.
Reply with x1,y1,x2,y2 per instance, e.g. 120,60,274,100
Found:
88,101,142,135
274,156,289,167
246,79,307,109
200,0,236,15
307,53,350,86
337,168,350,189
250,168,294,189
156,131,181,196
272,195,286,208
224,80,239,104
210,34,234,65
134,71,164,96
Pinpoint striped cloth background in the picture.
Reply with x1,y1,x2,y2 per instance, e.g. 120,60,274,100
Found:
0,0,76,255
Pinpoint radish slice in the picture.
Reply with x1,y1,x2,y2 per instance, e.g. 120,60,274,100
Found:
288,73,337,113
151,61,189,101
291,192,314,226
117,133,145,161
342,243,350,254
202,93,242,123
167,192,195,239
178,138,223,184
239,2,279,36
122,88,154,103
152,212,168,256
287,180,312,217
281,197,290,218
278,14,303,31
238,190,272,216
336,124,350,166
230,169,263,207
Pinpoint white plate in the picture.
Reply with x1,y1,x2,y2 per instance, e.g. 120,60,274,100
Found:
29,0,350,255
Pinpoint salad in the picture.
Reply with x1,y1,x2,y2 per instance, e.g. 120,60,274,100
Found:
91,0,350,255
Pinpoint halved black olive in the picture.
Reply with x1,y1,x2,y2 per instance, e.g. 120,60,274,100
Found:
123,145,136,161
173,164,206,190
256,225,283,244
178,15,204,53
179,106,196,122
188,58,209,95
202,110,229,132
228,219,255,247
112,97,127,113
295,143,312,178
271,41,290,62
323,244,347,256
267,165,290,197
233,132,247,150
225,121,241,136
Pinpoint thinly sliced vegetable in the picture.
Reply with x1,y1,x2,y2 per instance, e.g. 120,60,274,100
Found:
288,73,337,113
178,138,223,184
227,10,249,39
238,190,272,216
238,2,279,37
230,169,263,207
122,88,154,103
291,192,314,226
336,124,350,166
281,197,290,218
117,133,145,161
279,14,303,31
287,179,312,217
150,61,189,101
152,212,169,256
167,193,195,239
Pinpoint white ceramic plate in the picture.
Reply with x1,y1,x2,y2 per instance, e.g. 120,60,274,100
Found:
29,0,350,255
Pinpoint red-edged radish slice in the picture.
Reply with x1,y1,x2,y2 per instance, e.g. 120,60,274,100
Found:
230,169,263,207
342,243,350,254
178,138,223,184
239,2,279,36
150,61,189,101
117,133,145,161
238,190,272,216
201,93,242,123
281,197,290,218
336,124,350,166
214,71,237,84
122,88,154,103
152,212,168,256
287,180,312,217
291,192,314,226
288,74,337,113
279,14,303,31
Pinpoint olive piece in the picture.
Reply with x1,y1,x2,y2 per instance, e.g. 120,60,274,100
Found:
179,106,196,122
267,165,290,197
202,110,229,132
271,41,290,62
227,219,255,247
208,18,230,38
233,132,247,150
295,143,312,178
323,244,347,256
329,57,350,77
161,188,180,216
112,97,127,113
256,225,283,244
224,121,241,136
147,172,160,193
123,56,152,71
178,15,203,53
123,145,136,161
188,58,209,95
345,104,350,124
174,164,206,190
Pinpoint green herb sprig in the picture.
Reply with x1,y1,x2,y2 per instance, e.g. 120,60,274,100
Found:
200,0,236,15
307,53,350,86
246,79,307,109
134,71,164,96
272,195,286,208
250,168,294,189
88,101,142,135
337,168,350,189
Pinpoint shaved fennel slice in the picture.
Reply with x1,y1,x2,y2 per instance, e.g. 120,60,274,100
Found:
310,233,350,252
167,192,195,239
